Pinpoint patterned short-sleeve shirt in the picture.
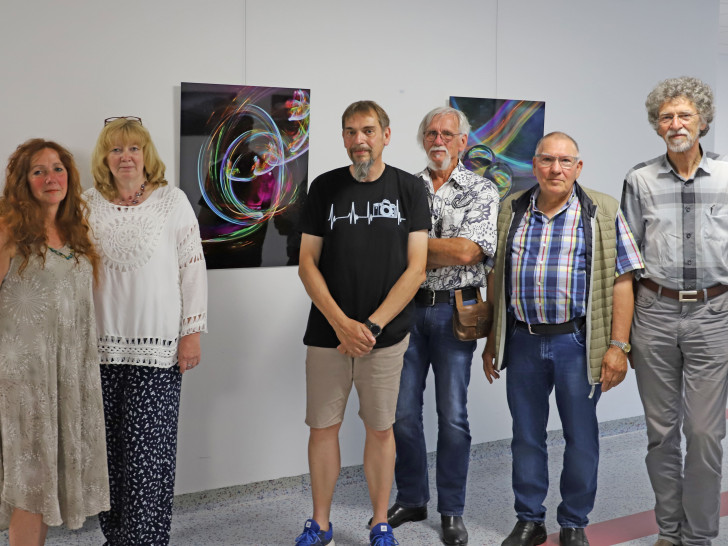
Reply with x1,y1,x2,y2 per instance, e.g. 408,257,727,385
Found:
417,162,499,290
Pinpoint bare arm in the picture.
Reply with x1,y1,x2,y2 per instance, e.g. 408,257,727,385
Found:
298,233,375,356
600,272,634,391
426,237,485,269
481,271,500,383
368,230,428,327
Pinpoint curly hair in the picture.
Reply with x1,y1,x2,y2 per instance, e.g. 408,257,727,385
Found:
91,118,168,201
0,139,100,281
645,76,714,137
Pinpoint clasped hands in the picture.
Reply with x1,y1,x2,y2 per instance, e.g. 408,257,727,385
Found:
335,317,377,357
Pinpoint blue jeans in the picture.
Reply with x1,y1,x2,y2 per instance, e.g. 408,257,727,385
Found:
505,323,601,528
393,302,476,516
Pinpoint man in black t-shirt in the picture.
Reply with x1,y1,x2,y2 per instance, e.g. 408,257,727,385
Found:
295,101,430,546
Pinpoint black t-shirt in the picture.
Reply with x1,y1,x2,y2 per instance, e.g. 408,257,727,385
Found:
299,164,431,348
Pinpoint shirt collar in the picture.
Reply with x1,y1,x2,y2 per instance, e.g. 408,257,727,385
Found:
659,144,712,178
529,184,578,216
416,160,468,190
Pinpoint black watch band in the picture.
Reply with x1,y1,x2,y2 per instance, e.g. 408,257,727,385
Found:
365,319,382,338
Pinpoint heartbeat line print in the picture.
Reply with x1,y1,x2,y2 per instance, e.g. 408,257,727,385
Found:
328,199,406,229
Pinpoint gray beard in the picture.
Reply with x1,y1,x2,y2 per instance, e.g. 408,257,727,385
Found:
665,129,698,153
427,156,452,171
352,159,373,181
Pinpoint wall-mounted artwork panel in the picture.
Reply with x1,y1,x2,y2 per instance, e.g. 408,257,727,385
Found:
181,83,310,268
450,96,545,200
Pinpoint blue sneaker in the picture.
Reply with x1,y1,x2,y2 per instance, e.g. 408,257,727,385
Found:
294,519,335,545
370,522,399,546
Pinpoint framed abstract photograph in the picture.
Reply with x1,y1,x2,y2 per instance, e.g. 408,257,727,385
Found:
181,82,310,268
449,96,545,201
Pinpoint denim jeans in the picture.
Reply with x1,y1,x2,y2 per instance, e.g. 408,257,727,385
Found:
393,302,476,516
505,322,601,528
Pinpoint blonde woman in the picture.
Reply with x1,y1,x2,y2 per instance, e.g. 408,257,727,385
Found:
87,117,207,545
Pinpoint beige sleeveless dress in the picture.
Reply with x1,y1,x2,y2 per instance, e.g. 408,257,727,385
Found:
0,250,109,529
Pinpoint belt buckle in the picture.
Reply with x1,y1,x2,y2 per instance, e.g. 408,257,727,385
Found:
425,288,436,307
527,323,536,335
678,290,698,302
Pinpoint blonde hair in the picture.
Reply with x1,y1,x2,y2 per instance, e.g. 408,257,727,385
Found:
91,118,168,201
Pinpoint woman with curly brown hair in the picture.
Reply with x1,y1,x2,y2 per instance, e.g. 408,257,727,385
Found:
0,139,109,544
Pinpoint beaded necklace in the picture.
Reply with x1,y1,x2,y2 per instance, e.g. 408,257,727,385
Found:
48,246,75,260
115,181,147,206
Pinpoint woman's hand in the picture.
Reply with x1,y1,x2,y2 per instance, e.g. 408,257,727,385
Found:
178,332,201,374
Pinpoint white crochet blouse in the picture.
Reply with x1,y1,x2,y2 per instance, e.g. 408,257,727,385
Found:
85,185,208,368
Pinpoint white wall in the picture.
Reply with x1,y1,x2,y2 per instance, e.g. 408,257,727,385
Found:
0,0,721,495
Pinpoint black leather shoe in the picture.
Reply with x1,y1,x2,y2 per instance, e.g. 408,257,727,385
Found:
502,520,547,546
441,515,468,545
559,527,589,546
367,502,427,528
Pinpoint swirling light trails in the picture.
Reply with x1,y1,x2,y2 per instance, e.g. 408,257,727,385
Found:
197,88,310,243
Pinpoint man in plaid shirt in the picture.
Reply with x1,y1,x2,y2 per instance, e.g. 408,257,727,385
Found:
621,76,728,546
483,131,643,546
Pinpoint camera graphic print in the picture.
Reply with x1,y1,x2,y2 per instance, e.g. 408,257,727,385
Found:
328,199,406,229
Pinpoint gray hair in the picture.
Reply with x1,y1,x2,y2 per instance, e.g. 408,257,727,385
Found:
417,106,471,152
645,76,714,137
534,131,580,156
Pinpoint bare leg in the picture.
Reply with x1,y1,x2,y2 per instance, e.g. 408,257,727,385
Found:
364,424,396,526
310,422,342,531
9,508,48,546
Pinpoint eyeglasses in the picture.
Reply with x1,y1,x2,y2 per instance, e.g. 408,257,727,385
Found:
534,154,580,169
657,112,699,126
104,116,143,126
423,130,462,143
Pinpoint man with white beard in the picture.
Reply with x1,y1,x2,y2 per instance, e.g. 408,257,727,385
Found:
621,76,728,546
384,106,498,546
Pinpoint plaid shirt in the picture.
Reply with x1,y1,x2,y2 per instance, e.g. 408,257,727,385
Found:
510,186,643,324
621,149,728,290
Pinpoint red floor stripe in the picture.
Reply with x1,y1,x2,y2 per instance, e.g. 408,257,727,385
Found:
539,410,728,544
542,492,728,545
544,509,657,545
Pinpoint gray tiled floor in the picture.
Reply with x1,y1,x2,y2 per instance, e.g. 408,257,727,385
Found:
7,419,728,545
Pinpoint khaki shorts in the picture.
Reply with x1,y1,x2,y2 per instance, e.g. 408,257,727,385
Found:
305,335,409,431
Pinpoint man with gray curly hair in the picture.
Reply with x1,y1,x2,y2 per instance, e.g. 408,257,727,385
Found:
621,76,728,546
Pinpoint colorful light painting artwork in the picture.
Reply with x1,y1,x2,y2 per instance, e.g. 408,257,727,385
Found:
449,96,545,201
180,82,310,269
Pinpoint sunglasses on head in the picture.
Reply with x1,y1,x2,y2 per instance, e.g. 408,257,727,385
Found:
104,116,142,126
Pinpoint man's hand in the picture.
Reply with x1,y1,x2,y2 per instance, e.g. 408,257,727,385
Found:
335,317,376,357
482,335,500,384
600,346,628,391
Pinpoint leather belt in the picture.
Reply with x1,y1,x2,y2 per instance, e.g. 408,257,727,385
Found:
639,278,728,302
415,287,479,306
515,317,586,335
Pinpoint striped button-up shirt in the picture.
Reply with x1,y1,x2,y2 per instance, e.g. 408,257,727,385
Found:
621,149,728,290
510,186,643,324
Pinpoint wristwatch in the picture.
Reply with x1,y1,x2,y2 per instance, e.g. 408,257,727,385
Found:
365,319,382,338
609,339,631,354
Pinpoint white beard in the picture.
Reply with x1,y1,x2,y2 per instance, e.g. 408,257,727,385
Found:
427,146,453,171
665,128,698,153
